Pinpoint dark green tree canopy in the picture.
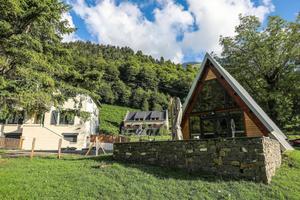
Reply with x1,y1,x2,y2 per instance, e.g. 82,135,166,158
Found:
66,41,198,111
218,14,300,129
0,0,84,119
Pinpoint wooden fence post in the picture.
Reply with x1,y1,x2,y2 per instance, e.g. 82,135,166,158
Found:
85,141,94,156
95,137,99,156
30,138,36,160
57,138,62,159
18,137,24,150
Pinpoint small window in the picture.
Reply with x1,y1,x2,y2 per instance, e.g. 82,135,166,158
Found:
7,111,24,124
50,111,59,125
63,134,78,142
34,113,44,124
0,118,6,124
59,110,75,125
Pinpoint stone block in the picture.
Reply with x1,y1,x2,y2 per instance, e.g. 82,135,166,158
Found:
219,150,226,157
200,148,208,152
231,161,240,166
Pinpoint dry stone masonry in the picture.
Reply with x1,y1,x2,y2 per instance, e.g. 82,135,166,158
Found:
113,137,281,183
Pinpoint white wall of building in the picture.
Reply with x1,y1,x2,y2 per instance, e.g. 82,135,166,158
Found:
0,95,99,150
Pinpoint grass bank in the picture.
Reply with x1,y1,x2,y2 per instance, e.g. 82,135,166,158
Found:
99,104,138,134
0,151,299,199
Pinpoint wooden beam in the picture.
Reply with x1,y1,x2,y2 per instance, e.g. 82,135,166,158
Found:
181,62,211,129
95,137,99,156
85,142,95,156
18,136,24,150
189,107,241,116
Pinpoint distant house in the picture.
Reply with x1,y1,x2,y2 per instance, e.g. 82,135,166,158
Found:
123,111,169,135
0,95,99,150
181,53,293,151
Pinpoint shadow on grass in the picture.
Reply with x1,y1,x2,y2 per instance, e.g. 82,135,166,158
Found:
72,155,241,182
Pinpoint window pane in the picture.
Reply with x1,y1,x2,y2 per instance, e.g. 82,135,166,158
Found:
50,111,58,125
229,111,245,137
189,116,200,134
202,119,215,136
216,118,229,137
192,80,237,112
34,113,44,124
59,111,75,125
63,135,77,142
7,111,24,124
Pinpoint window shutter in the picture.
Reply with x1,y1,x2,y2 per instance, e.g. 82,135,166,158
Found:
50,111,58,125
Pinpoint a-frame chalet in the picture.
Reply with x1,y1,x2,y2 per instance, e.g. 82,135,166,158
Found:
181,53,293,151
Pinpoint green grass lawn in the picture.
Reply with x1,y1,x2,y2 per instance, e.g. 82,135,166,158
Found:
0,151,299,200
100,104,138,134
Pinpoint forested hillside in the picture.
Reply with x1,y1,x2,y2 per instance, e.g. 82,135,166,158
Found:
1,0,298,132
65,42,198,110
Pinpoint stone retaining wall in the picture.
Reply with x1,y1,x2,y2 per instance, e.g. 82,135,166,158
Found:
113,137,281,183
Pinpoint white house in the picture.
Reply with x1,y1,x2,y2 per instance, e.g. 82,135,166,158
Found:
0,95,99,150
123,110,169,135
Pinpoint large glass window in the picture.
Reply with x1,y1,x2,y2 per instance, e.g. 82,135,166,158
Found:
192,79,237,112
189,111,245,139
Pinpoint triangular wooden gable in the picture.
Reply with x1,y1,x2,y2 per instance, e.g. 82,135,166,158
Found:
181,58,269,140
181,53,293,151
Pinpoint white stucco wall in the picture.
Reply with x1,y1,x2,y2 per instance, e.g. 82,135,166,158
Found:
0,95,99,150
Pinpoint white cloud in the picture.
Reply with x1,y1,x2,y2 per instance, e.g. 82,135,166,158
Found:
61,12,81,42
183,0,274,53
72,0,193,63
71,0,274,62
182,0,274,55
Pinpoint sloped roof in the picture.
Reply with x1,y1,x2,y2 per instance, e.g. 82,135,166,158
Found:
183,53,293,151
125,111,167,121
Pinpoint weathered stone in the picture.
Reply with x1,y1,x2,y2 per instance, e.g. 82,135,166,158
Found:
219,151,226,157
221,148,231,152
200,148,208,152
240,163,256,169
214,157,222,165
113,137,281,184
231,161,240,166
241,147,248,152
186,149,193,153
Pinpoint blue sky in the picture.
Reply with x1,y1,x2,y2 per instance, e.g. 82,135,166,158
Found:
64,0,299,63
